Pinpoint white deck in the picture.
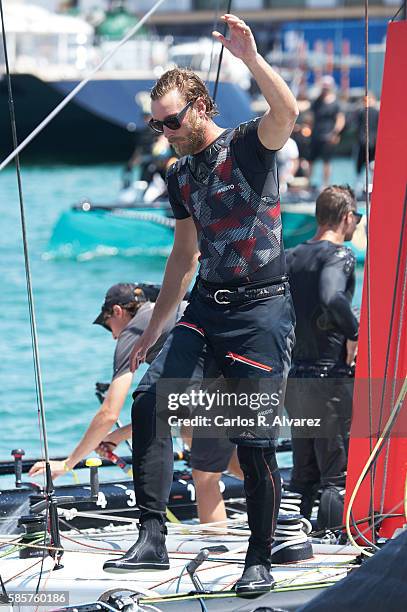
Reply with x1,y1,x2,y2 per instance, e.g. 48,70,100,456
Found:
0,522,359,610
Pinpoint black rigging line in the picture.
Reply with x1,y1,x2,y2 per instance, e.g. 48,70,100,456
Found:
0,0,49,463
206,0,221,83
357,4,407,547
212,0,233,103
362,0,376,546
0,575,9,604
390,3,404,21
378,185,407,514
348,215,407,545
0,0,63,577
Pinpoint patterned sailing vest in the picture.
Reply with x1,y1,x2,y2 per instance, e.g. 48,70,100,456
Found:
175,128,283,284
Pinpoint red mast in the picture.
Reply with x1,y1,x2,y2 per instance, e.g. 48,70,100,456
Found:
344,21,407,541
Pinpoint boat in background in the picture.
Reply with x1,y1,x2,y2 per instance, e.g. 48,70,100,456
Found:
0,4,254,162
46,183,367,262
46,201,175,259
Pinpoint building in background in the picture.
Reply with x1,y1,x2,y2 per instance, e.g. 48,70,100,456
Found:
1,0,392,160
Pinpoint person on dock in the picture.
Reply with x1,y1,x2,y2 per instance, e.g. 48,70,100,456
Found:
309,76,345,188
354,92,380,186
102,13,298,597
285,185,360,528
28,283,240,525
123,110,158,188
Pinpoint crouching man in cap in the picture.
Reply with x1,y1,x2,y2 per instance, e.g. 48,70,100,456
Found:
29,283,240,524
29,283,185,479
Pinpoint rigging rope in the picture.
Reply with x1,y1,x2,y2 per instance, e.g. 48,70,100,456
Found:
362,0,376,545
0,0,172,590
356,0,407,540
0,0,167,172
206,0,221,83
212,0,233,102
0,0,49,464
346,377,407,555
378,186,407,514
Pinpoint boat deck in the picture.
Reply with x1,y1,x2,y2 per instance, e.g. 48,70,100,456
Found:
0,522,359,610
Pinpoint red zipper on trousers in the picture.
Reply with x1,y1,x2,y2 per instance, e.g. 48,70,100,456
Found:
226,352,273,372
175,321,205,337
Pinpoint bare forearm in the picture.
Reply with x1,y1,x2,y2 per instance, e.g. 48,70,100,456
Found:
245,53,298,124
148,250,198,333
65,410,117,469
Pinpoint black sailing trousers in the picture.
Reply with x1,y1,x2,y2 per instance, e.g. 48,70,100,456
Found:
131,287,295,566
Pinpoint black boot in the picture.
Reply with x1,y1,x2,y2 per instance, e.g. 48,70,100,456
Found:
235,564,275,596
235,446,281,596
103,518,169,573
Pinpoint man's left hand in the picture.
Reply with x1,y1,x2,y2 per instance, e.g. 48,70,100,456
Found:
212,14,257,64
28,459,67,480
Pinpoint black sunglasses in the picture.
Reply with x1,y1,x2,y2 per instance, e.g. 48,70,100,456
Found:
148,100,193,134
351,211,363,225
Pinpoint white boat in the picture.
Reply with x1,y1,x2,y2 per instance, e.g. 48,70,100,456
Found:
0,4,405,611
0,4,254,161
0,510,360,611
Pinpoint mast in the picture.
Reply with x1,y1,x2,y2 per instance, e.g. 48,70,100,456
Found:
344,19,407,541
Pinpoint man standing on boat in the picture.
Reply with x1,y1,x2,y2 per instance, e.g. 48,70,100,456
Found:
103,14,298,596
285,185,360,527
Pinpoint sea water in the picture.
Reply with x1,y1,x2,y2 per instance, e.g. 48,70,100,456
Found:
0,159,362,467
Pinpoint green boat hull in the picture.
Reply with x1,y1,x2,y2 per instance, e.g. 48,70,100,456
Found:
47,202,366,264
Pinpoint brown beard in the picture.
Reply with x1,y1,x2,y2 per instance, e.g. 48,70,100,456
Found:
171,113,206,156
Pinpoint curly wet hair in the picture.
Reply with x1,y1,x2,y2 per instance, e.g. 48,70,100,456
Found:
151,68,218,118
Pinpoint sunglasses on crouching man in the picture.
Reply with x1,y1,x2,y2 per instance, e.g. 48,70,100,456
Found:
148,100,193,134
351,210,363,225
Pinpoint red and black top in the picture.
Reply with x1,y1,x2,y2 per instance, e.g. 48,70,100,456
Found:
166,118,285,285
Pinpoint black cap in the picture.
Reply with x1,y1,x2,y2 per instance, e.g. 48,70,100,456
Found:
93,283,147,328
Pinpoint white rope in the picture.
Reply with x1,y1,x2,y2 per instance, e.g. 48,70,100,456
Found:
0,0,167,172
271,518,310,557
112,209,176,227
279,495,313,535
271,492,312,557
57,507,250,536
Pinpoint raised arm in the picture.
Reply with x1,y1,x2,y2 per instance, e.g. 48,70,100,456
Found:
129,217,199,371
213,14,298,150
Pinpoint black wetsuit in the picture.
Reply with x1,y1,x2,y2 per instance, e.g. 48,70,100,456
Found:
129,119,295,569
285,240,358,522
287,240,358,366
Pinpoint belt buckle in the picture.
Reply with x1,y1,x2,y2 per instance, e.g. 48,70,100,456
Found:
214,289,232,304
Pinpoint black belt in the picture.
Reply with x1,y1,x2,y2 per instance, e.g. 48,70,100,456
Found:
197,276,288,305
290,364,355,378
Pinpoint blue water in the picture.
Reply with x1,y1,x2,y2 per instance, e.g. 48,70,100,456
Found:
0,159,362,468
